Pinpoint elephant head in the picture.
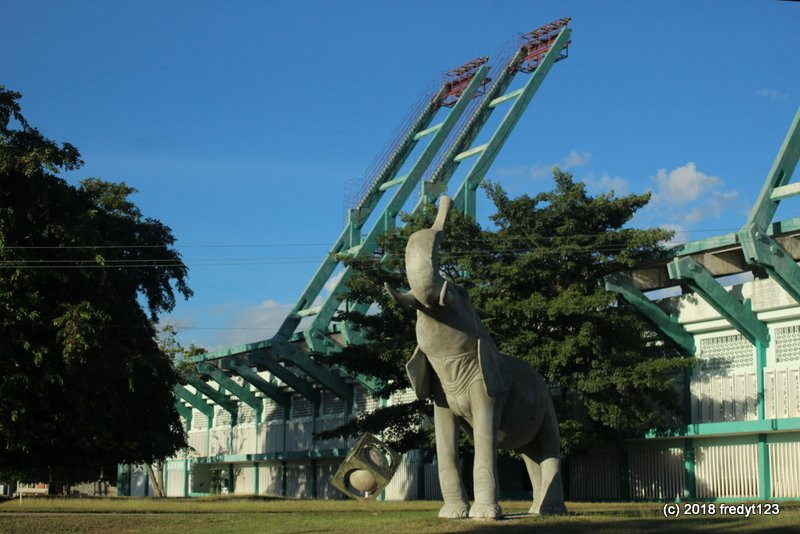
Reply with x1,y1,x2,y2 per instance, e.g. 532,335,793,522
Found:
404,195,452,308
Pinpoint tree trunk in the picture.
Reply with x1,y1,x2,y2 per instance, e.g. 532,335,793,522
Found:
48,467,64,496
145,463,165,497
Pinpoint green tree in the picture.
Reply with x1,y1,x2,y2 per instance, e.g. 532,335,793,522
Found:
0,86,192,492
321,170,691,454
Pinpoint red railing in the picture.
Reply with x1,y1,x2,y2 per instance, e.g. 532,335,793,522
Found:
441,57,491,108
517,17,571,73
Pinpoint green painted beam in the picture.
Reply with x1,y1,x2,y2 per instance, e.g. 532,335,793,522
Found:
738,107,800,305
488,87,524,108
452,27,572,214
242,350,319,403
378,174,408,191
187,339,271,363
415,54,527,208
758,434,771,499
770,181,800,201
604,273,695,355
667,256,769,347
189,448,350,464
413,122,443,141
196,361,263,411
683,439,696,500
182,374,238,417
219,358,290,409
741,106,800,232
304,65,490,349
275,227,349,340
739,227,800,304
453,143,488,162
174,385,213,419
274,86,446,343
273,339,353,402
293,305,322,318
174,399,193,423
645,417,800,439
659,217,800,260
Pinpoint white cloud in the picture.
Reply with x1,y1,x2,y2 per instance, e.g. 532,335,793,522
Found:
659,223,689,247
682,190,738,225
757,88,789,101
496,149,590,181
641,162,739,230
160,315,196,330
651,162,723,205
560,149,590,170
217,299,293,348
585,173,629,195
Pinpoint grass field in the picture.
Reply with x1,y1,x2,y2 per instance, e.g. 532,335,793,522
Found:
1,496,799,533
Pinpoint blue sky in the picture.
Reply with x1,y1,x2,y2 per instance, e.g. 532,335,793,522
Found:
3,1,799,350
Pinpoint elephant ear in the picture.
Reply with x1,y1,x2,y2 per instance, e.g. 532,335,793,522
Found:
406,346,433,401
477,337,512,398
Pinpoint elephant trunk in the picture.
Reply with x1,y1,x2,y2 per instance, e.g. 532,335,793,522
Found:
405,196,451,308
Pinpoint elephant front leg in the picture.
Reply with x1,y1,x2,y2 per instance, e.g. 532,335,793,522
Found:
468,383,502,519
434,403,469,519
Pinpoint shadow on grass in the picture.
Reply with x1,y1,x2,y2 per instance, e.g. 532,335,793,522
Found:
463,517,793,533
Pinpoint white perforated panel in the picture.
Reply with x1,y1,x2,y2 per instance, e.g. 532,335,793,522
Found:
775,325,800,364
355,385,380,414
292,395,313,419
263,398,284,422
191,410,208,430
214,406,232,427
322,390,345,415
238,404,257,425
390,388,417,406
697,335,755,372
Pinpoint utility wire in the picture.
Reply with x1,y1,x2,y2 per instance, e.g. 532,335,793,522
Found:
0,226,747,250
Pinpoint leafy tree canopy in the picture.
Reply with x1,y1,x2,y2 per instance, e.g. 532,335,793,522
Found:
0,86,192,491
321,170,691,454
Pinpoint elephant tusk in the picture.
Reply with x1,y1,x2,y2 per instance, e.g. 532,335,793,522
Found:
438,279,450,307
384,282,420,308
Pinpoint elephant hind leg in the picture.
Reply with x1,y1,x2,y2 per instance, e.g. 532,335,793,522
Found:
520,410,566,515
521,454,542,513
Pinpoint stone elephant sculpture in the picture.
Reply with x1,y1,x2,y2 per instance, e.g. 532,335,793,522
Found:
384,195,565,519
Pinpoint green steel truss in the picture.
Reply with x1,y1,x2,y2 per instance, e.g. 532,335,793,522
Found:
450,27,572,217
229,350,318,403
609,106,800,353
306,26,572,347
603,273,695,355
180,21,572,413
197,361,264,412
667,256,769,347
605,107,800,500
738,106,800,304
174,385,213,419
299,65,491,353
182,374,238,422
174,400,193,428
218,358,291,409
339,28,573,338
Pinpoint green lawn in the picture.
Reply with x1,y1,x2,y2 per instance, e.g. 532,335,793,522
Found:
1,497,798,533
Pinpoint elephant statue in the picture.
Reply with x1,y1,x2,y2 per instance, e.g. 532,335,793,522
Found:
384,195,566,519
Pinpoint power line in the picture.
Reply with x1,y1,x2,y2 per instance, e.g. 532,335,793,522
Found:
0,226,746,250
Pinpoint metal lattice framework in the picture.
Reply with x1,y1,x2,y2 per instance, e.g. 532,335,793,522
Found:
174,18,573,448
604,104,800,500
